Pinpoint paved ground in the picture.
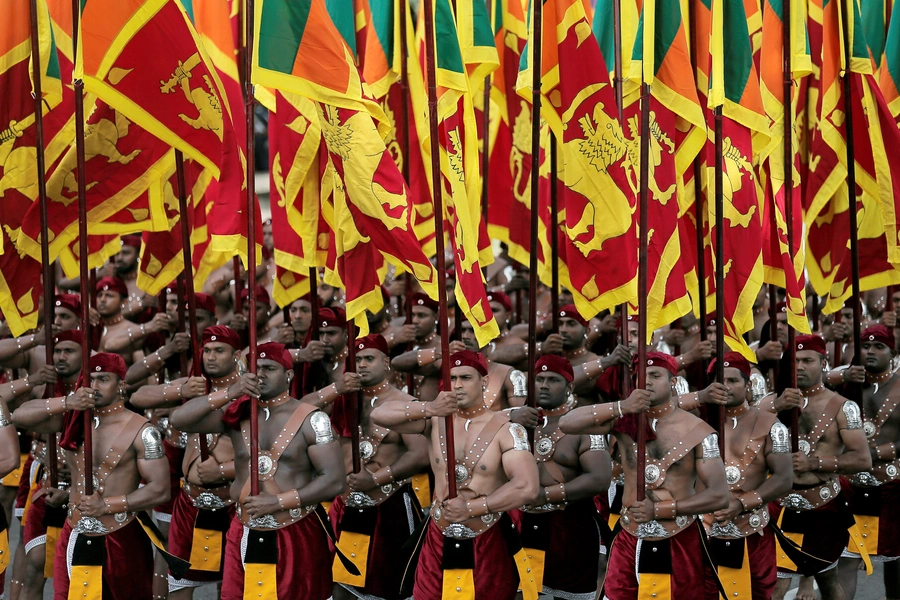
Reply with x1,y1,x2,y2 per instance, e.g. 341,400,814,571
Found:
3,515,888,599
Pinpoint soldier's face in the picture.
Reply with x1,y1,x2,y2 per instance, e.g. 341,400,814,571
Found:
536,372,570,409
795,350,824,389
54,307,79,331
289,300,312,335
355,349,388,387
489,303,508,329
203,342,238,378
559,318,585,349
115,246,138,273
412,307,436,338
861,340,893,374
90,372,122,407
450,366,485,409
256,359,291,399
723,367,748,406
53,342,82,378
460,324,478,351
319,327,346,358
196,309,215,333
96,290,123,316
644,366,672,404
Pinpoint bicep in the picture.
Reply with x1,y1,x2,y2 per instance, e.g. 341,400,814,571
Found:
694,446,726,487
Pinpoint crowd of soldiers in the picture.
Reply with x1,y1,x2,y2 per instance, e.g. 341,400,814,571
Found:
0,229,897,600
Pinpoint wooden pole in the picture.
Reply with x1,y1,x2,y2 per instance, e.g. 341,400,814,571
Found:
636,81,650,503
244,0,259,497
550,136,560,333
175,151,208,461
713,107,725,455
421,0,457,499
31,0,58,488
305,267,320,395
71,0,93,496
346,321,362,473
399,0,416,397
526,0,543,426
688,0,707,349
176,274,189,375
784,0,799,449
613,0,630,396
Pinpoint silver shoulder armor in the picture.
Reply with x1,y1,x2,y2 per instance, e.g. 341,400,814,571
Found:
310,411,334,445
509,370,527,397
769,421,790,454
141,425,164,459
672,376,690,396
0,410,9,428
589,434,608,452
508,423,529,451
749,373,768,405
701,433,720,459
842,401,863,430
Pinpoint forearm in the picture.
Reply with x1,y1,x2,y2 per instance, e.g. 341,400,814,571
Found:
814,449,872,474
0,375,39,403
489,344,527,366
547,470,609,504
370,401,429,433
117,478,170,513
374,449,428,485
668,486,729,515
11,397,66,432
479,478,536,514
296,472,346,506
0,423,19,477
104,323,153,353
125,348,172,385
573,359,605,389
391,350,426,373
300,383,341,409
558,405,616,435
129,381,188,409
0,335,37,365
169,395,228,432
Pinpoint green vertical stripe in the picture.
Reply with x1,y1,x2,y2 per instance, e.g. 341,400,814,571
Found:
885,0,900,87
46,18,60,80
722,0,752,102
435,0,464,73
258,0,309,74
519,0,532,73
469,0,495,46
861,0,885,66
631,0,681,72
850,0,870,60
327,0,357,58
180,0,195,24
593,0,616,74
369,0,394,63
492,0,503,36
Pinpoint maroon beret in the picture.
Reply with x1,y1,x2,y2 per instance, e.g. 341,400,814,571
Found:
449,350,488,377
638,351,678,375
486,291,513,313
240,285,270,305
355,334,389,356
95,277,128,298
194,292,216,315
257,341,293,370
54,329,83,347
121,235,141,249
559,304,588,329
54,294,81,315
796,334,827,356
536,355,574,383
409,292,439,313
861,324,895,350
89,352,127,380
201,325,241,350
318,307,346,329
708,351,753,378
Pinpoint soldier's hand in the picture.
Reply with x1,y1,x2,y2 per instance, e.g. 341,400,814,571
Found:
840,365,866,384
792,451,814,473
426,392,458,418
448,340,467,355
196,457,222,485
628,498,655,523
180,377,208,400
503,273,529,294
441,497,469,524
509,406,539,429
713,495,743,523
298,340,326,363
147,312,172,335
88,307,101,327
393,324,417,345
243,492,280,518
663,328,685,348
347,468,377,492
601,345,632,369
32,365,58,386
273,324,294,345
774,388,803,412
229,313,248,332
882,311,897,328
825,321,850,341
596,313,619,336
684,340,714,364
540,333,564,356
168,332,192,354
700,382,728,406
77,493,105,518
39,487,69,508
621,389,652,415
66,387,97,411
233,373,260,399
755,341,784,363
335,372,361,395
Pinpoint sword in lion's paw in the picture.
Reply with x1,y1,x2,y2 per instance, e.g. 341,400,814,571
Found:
159,54,203,94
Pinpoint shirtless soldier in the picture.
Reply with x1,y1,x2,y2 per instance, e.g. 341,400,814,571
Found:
559,352,730,599
97,277,170,366
169,341,346,599
452,319,527,411
697,352,793,600
11,352,171,598
513,354,615,600
762,334,872,600
371,350,540,599
838,325,900,600
390,293,442,402
330,334,430,600
0,381,20,590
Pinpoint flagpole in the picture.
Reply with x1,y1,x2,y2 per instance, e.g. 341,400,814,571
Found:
399,0,417,398
550,136,560,332
783,0,799,449
713,107,726,455
176,274,189,375
688,0,707,350
840,0,863,410
304,266,319,395
422,0,457,499
244,0,260,497
31,0,58,488
613,0,630,396
526,0,543,435
71,0,93,497
481,0,492,235
346,321,362,473
636,81,650,503
175,151,209,461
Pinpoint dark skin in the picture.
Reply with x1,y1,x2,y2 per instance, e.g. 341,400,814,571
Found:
168,360,346,516
391,308,442,401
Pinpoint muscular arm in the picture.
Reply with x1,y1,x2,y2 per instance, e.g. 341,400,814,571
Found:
125,345,177,385
370,401,432,435
168,394,227,434
298,417,347,504
489,343,527,367
391,349,440,376
558,437,611,503
832,402,873,473
102,322,150,354
503,370,526,408
0,403,19,477
558,405,616,435
124,425,172,511
0,336,39,369
129,377,188,410
481,429,539,512
758,434,793,504
383,433,430,482
670,441,729,514
11,397,65,433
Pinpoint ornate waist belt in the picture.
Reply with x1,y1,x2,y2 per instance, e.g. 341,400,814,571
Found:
619,508,696,539
777,478,841,511
431,500,501,539
182,480,234,509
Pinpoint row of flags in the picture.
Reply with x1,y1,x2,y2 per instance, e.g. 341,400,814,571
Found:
3,0,900,359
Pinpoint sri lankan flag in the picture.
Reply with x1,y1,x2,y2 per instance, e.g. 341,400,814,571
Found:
77,0,230,177
628,0,706,339
757,0,811,332
265,91,324,307
354,0,400,99
518,0,637,320
593,0,640,90
702,0,771,359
